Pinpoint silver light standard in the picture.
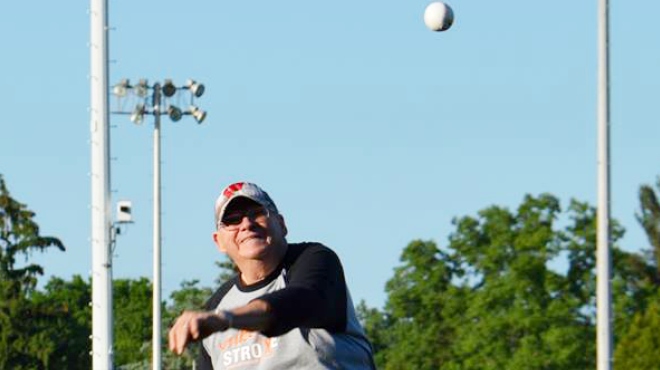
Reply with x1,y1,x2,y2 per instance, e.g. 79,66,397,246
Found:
90,0,113,368
112,79,207,370
597,0,612,369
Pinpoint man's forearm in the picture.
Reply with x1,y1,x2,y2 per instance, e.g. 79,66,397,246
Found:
226,298,274,332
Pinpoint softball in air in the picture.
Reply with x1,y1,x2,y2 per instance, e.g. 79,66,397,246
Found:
424,2,454,32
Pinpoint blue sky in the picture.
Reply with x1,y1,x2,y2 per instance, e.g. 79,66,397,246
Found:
1,0,659,310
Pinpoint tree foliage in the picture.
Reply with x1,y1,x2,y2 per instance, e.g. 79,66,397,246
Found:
113,278,153,367
0,175,65,291
362,193,658,370
29,275,92,369
612,177,660,368
0,175,66,369
162,280,213,369
614,292,660,369
636,176,660,277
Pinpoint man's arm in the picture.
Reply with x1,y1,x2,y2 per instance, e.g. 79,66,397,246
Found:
168,244,348,352
169,297,274,355
257,243,348,336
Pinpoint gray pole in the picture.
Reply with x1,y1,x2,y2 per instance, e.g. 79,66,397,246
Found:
596,0,612,369
152,83,163,370
90,0,113,368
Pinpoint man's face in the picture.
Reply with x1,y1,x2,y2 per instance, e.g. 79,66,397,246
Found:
212,197,287,264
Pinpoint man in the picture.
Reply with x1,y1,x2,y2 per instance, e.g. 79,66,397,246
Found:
168,182,375,369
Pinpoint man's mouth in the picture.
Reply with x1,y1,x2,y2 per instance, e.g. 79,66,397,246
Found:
240,235,264,244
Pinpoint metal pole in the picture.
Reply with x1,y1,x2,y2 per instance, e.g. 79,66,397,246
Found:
152,84,163,370
90,0,113,368
596,0,612,369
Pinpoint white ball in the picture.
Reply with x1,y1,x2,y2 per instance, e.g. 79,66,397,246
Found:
424,2,454,32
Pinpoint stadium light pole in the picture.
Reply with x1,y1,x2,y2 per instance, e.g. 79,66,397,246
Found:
90,0,113,368
112,79,207,370
596,0,612,369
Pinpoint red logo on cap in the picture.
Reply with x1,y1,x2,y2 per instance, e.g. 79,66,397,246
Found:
223,182,245,198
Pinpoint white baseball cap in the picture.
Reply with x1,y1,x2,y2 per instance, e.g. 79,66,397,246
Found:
214,182,279,226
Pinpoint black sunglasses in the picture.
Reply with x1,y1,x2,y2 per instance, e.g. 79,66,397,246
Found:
220,207,269,229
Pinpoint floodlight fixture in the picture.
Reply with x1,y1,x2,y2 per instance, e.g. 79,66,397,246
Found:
130,103,145,124
190,105,207,124
113,79,130,97
162,79,176,97
167,105,183,122
135,79,150,98
186,79,205,98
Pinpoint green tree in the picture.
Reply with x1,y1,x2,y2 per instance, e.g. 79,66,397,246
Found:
0,175,65,369
380,239,463,370
29,275,92,369
0,175,65,290
113,278,153,367
636,176,660,278
356,300,393,367
443,195,594,370
363,194,651,370
113,278,215,370
613,292,660,369
162,279,213,369
610,176,660,367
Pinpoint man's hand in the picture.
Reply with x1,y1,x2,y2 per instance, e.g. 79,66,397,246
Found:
168,310,230,355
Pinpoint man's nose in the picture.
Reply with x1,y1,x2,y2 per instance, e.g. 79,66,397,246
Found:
238,214,256,229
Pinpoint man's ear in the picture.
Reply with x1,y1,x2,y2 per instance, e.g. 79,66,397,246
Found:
212,232,227,253
278,214,288,237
